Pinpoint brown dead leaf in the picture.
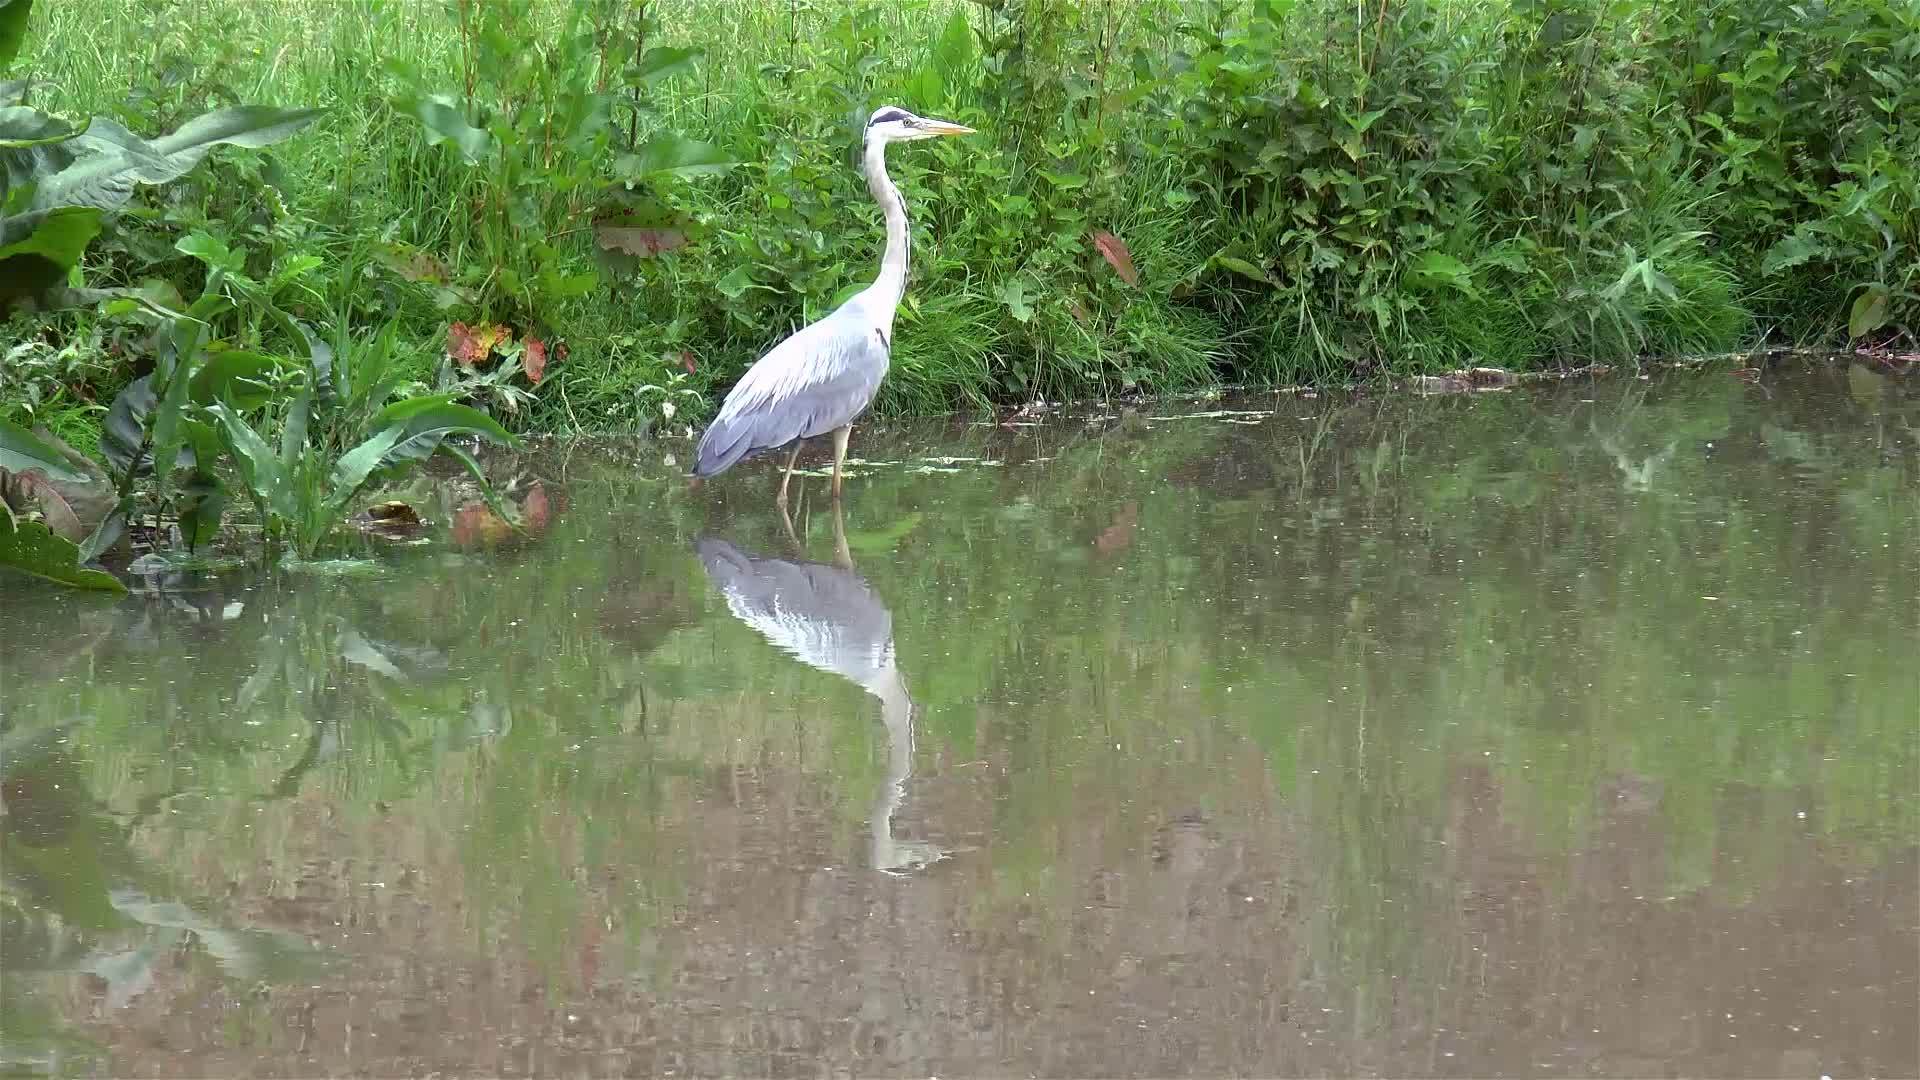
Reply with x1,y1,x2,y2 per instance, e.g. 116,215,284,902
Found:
523,337,549,384
1092,230,1140,287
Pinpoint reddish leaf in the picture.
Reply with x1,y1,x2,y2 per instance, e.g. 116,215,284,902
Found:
680,350,697,375
447,321,512,366
1091,230,1140,287
523,337,548,384
447,322,479,365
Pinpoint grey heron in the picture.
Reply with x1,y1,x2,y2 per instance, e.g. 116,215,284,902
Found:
695,509,945,874
692,106,975,503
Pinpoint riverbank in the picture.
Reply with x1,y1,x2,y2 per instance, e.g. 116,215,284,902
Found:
4,0,1915,451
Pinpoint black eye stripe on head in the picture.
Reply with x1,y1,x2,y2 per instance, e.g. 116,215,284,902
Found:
868,108,910,128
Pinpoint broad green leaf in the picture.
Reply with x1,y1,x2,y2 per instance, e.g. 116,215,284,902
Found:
714,265,761,300
933,8,976,84
206,402,296,523
996,277,1034,322
148,357,196,504
1848,284,1889,339
175,471,225,551
1410,251,1475,295
190,350,283,408
329,426,406,503
77,500,127,563
333,396,519,501
395,93,490,163
279,386,312,468
1761,233,1821,277
614,135,737,179
0,206,102,304
1037,169,1088,190
0,0,29,75
100,375,157,480
0,415,88,481
0,105,85,148
32,106,324,211
631,45,702,85
175,229,242,273
1341,107,1389,133
0,510,125,592
1214,255,1276,286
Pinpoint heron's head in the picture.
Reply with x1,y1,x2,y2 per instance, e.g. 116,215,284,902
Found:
865,105,975,144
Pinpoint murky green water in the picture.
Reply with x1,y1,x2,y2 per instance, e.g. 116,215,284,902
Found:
3,362,1916,1077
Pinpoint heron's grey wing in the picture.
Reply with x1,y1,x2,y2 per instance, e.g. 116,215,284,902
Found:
693,318,888,477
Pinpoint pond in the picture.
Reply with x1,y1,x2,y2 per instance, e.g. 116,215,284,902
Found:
2,360,1915,1077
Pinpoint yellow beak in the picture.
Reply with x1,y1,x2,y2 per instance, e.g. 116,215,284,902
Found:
921,119,976,137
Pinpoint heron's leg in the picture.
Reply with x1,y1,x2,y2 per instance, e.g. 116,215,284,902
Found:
774,441,803,507
830,498,853,571
830,424,852,500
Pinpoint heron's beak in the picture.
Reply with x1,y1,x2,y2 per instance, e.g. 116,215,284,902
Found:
920,119,975,137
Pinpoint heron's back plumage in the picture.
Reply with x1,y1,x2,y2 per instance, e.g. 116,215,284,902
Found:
692,300,890,477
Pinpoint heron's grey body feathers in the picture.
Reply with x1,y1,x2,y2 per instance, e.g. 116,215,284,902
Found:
691,293,891,477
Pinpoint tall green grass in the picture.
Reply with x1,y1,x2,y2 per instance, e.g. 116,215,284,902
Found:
8,0,1915,434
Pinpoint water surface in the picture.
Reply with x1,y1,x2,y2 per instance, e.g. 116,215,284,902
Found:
2,361,1915,1076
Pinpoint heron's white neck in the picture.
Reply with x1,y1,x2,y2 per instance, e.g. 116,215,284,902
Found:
863,135,908,311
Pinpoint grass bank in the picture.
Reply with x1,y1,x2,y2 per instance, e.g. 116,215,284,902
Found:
5,0,1917,442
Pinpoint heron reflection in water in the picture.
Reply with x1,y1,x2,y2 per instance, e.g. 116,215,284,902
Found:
695,506,944,874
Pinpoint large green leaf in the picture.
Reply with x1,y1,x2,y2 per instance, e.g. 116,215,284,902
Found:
1848,283,1890,339
0,0,29,76
0,509,126,592
331,396,519,500
99,374,157,480
613,134,737,180
147,359,195,504
0,415,88,481
0,205,101,304
29,105,323,211
0,105,85,148
630,46,702,85
206,402,297,523
395,93,490,163
175,470,225,551
190,350,284,409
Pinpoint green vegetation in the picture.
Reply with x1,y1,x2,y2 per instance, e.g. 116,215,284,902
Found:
4,0,1915,444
